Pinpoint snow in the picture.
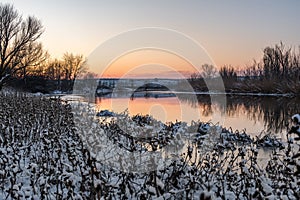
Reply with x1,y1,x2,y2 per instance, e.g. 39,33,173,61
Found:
96,110,115,117
260,179,273,195
292,114,300,124
148,186,156,195
0,93,299,199
52,90,62,94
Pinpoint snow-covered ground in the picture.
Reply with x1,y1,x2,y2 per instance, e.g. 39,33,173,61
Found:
0,92,299,199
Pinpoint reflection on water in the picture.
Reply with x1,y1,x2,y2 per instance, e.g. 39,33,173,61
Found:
177,94,300,134
94,93,300,137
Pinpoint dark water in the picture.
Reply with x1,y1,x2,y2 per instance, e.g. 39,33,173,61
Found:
94,93,300,138
178,94,300,135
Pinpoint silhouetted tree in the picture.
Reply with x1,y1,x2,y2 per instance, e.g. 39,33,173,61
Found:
201,64,217,78
0,3,44,89
189,72,202,81
44,59,63,80
15,43,48,83
243,60,263,79
62,52,87,82
61,52,88,90
263,42,294,79
219,65,237,80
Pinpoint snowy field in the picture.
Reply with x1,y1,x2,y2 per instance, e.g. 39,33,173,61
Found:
0,92,299,199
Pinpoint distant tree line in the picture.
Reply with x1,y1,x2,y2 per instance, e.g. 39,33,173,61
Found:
190,42,300,94
243,42,300,81
0,3,89,92
18,52,88,92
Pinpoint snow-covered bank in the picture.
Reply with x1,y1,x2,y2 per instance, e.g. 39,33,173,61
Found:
0,93,299,199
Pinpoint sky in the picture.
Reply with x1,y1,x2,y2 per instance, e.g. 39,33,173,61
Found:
3,0,300,78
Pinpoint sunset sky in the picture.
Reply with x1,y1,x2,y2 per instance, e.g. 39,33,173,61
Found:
4,0,300,78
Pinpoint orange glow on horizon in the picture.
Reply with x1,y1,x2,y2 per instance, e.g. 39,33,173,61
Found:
99,49,199,79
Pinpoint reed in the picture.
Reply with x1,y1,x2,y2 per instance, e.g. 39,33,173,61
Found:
0,92,299,199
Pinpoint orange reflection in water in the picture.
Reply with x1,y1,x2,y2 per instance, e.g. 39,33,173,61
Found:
94,96,281,138
95,97,202,123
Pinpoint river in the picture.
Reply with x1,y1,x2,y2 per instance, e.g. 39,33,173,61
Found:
93,93,300,139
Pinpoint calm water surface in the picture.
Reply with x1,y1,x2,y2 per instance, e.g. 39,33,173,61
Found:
94,93,300,139
70,93,300,166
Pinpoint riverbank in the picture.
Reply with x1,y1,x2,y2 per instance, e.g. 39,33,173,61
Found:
5,76,300,97
189,78,300,97
0,92,299,199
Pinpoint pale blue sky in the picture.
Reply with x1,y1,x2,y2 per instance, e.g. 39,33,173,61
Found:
3,0,300,68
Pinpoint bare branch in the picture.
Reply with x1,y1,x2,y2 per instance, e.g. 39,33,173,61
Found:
0,3,44,89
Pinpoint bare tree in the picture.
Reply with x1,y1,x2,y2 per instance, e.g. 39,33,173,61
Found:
262,42,294,79
44,59,63,80
219,65,237,80
0,3,44,89
16,43,48,81
189,72,202,81
62,52,88,82
201,64,217,79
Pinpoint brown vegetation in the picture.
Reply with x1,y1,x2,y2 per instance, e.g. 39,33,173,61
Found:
190,42,300,95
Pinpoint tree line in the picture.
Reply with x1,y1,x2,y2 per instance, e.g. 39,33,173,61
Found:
191,42,300,81
0,3,88,92
189,42,300,94
241,42,300,81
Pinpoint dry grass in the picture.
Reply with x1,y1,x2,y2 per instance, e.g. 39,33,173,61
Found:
0,92,299,199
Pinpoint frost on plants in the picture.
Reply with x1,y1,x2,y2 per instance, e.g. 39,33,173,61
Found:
0,93,299,199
